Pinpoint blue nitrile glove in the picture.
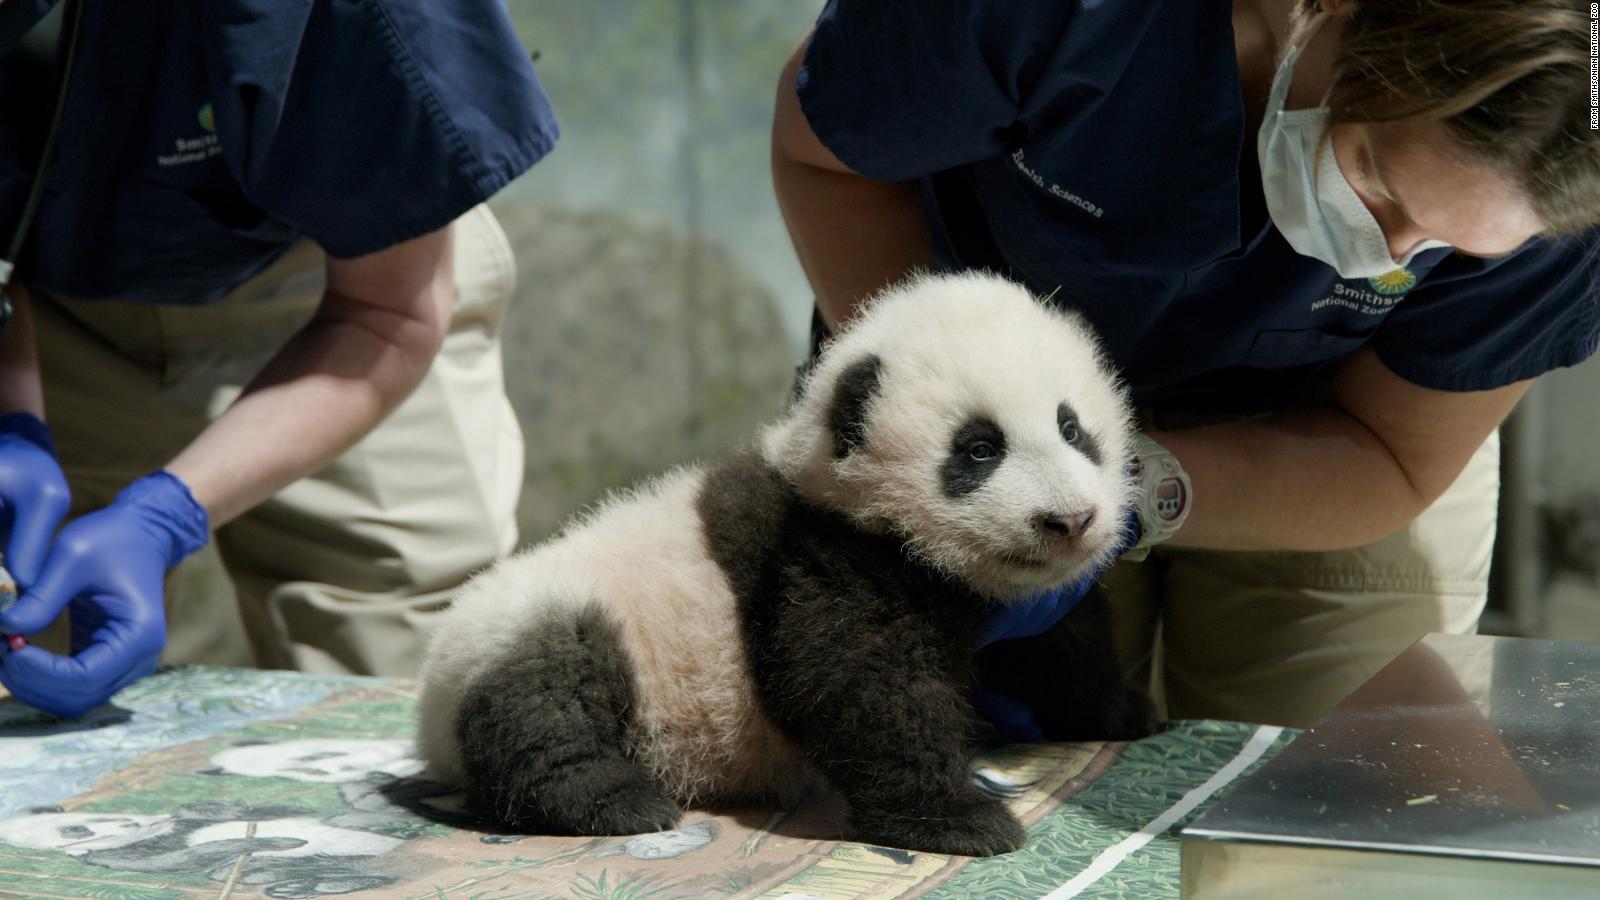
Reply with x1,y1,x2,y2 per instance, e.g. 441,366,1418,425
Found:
0,471,208,717
975,513,1142,741
974,575,1098,742
974,686,1047,742
976,577,1096,648
0,412,71,590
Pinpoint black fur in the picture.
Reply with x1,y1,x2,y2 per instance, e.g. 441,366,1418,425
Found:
942,416,1007,499
1057,401,1103,466
973,588,1158,741
695,451,794,603
455,606,680,836
698,452,1155,856
828,355,883,458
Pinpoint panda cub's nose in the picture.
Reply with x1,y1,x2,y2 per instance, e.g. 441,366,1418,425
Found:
1036,509,1096,540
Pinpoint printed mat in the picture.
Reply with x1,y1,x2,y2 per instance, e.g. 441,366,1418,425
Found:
0,667,1294,899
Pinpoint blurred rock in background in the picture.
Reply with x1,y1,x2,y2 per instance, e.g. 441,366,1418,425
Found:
502,1,822,346
491,1,825,542
492,201,794,544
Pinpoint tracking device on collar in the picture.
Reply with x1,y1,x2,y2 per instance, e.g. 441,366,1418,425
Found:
0,0,85,345
1126,432,1191,559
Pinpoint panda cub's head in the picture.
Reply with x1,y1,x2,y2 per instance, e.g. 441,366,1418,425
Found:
763,272,1136,601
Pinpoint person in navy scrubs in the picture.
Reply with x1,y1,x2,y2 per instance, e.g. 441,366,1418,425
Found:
774,0,1600,728
0,0,558,716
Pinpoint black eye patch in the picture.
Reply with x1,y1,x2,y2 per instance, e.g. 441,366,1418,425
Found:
1058,402,1101,466
943,417,1006,499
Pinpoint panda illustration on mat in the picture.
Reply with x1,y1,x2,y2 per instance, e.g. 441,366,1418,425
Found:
417,272,1157,857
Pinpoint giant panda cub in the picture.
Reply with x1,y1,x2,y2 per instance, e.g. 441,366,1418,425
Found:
417,271,1157,857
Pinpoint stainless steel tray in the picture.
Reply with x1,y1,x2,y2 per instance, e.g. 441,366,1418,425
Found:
1181,633,1600,898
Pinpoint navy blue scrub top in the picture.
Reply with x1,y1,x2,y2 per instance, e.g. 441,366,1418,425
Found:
798,0,1600,413
0,0,558,307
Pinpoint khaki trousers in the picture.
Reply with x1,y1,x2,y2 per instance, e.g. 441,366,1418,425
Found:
1108,431,1499,728
32,204,523,677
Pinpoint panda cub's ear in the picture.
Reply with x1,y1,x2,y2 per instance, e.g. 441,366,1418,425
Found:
827,355,883,458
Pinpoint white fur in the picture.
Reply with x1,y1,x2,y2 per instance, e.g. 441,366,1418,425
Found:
418,271,1134,805
764,272,1135,599
417,468,816,804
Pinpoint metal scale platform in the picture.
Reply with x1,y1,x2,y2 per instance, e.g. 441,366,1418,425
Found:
1182,633,1600,899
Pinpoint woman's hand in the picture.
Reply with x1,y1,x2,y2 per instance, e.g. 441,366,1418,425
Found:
0,412,70,589
0,471,207,717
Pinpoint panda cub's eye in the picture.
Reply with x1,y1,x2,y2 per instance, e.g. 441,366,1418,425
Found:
945,417,1007,497
1055,402,1103,464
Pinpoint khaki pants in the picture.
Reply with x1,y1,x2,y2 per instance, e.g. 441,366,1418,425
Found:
33,204,523,677
1108,431,1499,728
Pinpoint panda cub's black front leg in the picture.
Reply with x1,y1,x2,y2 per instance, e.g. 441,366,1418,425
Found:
974,590,1160,741
776,633,1026,857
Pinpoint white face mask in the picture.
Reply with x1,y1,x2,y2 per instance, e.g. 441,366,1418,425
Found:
1257,12,1449,279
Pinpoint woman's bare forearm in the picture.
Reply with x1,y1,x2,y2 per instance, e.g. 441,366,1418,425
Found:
1154,349,1528,552
167,227,454,527
0,284,45,418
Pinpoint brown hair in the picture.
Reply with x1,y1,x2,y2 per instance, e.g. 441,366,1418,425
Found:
1311,0,1600,235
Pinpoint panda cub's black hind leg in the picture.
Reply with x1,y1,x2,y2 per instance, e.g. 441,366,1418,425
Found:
454,605,680,836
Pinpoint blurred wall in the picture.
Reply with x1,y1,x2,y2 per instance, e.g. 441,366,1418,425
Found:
1495,365,1600,641
493,1,825,543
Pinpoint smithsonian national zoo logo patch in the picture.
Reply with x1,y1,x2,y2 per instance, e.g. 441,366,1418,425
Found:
1367,267,1417,295
157,102,221,168
1311,267,1419,317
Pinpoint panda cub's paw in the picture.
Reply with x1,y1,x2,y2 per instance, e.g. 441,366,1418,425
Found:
848,792,1026,858
1040,685,1163,743
1102,686,1164,742
483,758,682,837
578,777,683,836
